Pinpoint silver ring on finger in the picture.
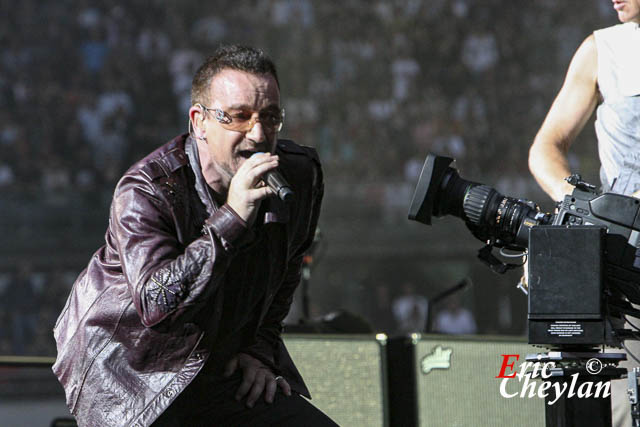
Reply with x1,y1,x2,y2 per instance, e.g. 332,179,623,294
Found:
274,375,283,382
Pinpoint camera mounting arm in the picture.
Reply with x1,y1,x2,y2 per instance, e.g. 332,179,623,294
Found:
565,173,597,192
477,243,524,274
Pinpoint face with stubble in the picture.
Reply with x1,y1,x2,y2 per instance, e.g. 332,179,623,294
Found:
192,69,281,194
612,0,640,23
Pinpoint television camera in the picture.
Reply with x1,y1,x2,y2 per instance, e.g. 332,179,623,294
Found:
408,153,640,349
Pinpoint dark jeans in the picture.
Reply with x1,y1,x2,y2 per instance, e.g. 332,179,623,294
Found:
152,371,338,427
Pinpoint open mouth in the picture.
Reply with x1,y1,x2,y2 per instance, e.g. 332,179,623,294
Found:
238,150,259,159
237,145,271,159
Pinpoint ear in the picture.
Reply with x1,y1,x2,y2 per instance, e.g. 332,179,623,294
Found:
188,104,206,139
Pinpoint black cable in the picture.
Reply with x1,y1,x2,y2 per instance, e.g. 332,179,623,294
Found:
626,315,640,333
623,341,640,366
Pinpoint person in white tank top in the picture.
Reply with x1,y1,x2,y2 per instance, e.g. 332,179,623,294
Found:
529,2,640,201
528,2,640,426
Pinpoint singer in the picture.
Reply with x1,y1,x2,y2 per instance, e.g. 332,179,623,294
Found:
52,45,335,427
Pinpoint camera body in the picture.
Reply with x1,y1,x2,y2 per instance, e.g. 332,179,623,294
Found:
527,225,610,346
408,154,640,348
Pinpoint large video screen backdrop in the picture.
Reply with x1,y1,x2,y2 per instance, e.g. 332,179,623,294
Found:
0,0,616,356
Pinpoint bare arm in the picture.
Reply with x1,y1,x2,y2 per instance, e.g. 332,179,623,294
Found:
528,35,599,201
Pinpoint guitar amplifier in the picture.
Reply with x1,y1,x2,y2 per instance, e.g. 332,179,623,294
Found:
387,334,545,426
284,334,389,426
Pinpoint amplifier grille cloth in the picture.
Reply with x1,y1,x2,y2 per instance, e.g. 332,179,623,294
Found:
284,335,387,427
415,338,545,427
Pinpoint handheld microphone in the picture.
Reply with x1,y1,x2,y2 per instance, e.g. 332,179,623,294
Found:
265,170,294,202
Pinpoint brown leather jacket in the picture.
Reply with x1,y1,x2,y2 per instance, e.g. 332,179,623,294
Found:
52,135,323,427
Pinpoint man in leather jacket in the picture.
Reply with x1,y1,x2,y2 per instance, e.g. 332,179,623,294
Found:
52,45,336,426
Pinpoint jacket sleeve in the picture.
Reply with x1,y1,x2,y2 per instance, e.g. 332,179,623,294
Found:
111,172,250,328
242,152,324,368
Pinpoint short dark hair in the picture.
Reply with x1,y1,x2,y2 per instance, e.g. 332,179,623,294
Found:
191,45,280,106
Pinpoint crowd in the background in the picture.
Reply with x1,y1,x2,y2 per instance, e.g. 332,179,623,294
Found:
0,263,73,355
0,0,616,355
0,0,612,193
